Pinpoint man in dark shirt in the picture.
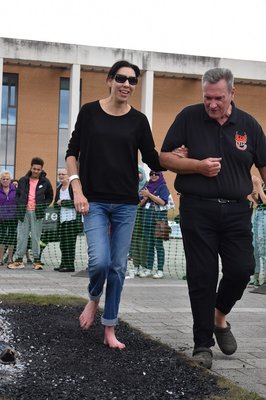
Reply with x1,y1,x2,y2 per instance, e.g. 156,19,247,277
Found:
160,67,266,369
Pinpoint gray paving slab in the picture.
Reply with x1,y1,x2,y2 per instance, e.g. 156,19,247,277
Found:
0,266,266,398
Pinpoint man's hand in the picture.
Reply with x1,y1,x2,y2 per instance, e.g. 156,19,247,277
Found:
197,158,222,177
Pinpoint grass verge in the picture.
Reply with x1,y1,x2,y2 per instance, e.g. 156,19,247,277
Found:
0,293,87,306
211,377,265,400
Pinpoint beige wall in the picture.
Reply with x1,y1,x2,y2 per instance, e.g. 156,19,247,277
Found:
3,65,266,204
153,78,202,208
4,64,62,188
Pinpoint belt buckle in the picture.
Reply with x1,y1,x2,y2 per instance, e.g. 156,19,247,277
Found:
218,198,229,204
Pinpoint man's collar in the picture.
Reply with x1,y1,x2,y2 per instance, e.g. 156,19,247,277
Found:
203,101,236,124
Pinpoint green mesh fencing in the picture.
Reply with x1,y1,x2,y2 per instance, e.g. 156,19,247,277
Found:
252,207,266,283
128,207,186,279
1,205,186,278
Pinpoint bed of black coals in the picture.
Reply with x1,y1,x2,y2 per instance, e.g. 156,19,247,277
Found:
0,301,228,400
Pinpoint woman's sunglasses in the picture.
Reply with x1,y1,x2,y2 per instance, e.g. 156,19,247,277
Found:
149,172,160,177
114,74,138,86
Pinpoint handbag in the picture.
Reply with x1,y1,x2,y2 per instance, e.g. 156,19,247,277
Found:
155,219,171,241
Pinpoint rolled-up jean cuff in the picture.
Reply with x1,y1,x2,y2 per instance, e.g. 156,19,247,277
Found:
88,292,102,302
101,316,118,326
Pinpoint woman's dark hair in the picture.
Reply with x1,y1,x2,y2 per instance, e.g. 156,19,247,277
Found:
107,60,140,80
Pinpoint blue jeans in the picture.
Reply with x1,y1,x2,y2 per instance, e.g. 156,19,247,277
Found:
253,209,266,276
83,202,137,326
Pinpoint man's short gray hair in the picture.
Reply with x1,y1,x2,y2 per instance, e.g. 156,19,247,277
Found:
202,68,234,92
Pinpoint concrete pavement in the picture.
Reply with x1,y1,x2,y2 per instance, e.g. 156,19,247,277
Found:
0,264,266,398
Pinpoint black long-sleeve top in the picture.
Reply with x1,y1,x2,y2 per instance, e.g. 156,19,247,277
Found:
66,101,161,204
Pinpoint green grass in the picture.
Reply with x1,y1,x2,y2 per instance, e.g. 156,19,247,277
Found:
0,293,87,306
210,377,265,400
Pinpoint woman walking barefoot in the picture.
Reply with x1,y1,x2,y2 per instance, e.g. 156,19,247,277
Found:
66,60,161,349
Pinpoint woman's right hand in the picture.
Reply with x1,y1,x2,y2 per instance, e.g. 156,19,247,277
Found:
73,191,89,215
172,145,188,158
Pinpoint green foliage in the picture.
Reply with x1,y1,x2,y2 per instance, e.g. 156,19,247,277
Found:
0,293,87,306
210,377,265,400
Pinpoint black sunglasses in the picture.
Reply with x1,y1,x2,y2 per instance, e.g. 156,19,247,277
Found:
114,74,138,86
149,172,160,177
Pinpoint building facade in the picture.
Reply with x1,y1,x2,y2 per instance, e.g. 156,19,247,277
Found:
1,37,266,203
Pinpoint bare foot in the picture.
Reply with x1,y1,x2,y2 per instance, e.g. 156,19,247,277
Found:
104,326,125,349
79,300,99,330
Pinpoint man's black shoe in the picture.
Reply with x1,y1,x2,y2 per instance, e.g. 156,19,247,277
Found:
214,322,237,355
192,347,213,369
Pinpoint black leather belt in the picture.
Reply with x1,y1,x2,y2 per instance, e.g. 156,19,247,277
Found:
204,198,239,203
181,194,244,203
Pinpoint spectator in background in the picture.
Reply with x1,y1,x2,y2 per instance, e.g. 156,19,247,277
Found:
0,171,17,266
130,165,148,276
8,157,53,270
249,175,266,286
54,168,82,272
139,171,170,278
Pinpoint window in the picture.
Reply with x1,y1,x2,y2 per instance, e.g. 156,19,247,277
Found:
0,73,18,177
57,78,70,168
57,78,81,169
59,78,69,129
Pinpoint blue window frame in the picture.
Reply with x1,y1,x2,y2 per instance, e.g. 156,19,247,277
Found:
0,73,18,177
58,77,81,169
58,78,70,168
